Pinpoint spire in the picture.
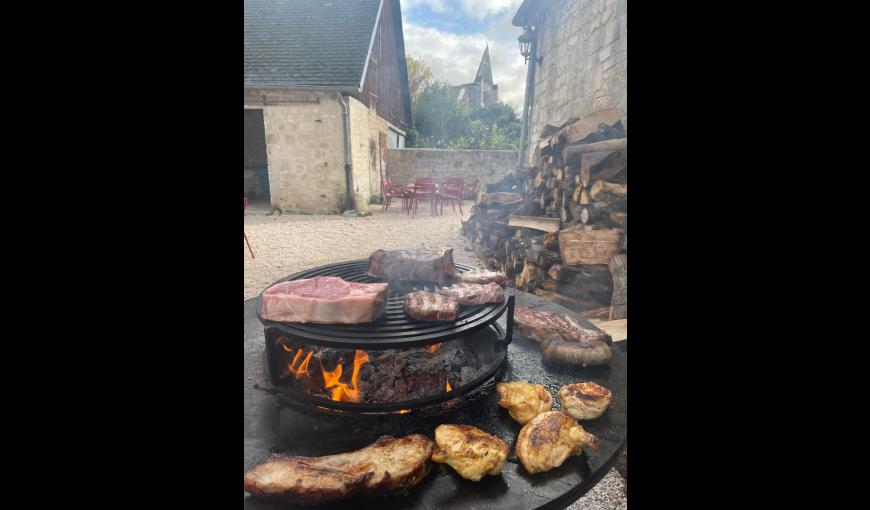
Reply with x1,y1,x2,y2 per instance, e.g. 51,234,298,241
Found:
474,45,493,86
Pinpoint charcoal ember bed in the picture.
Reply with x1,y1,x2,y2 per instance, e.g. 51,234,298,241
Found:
244,290,627,510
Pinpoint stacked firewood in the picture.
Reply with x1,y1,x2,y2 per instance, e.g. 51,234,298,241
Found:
460,106,627,319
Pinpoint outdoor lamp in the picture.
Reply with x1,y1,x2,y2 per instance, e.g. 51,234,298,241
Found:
518,27,540,64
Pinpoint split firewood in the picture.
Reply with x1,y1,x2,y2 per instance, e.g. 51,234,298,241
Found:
558,228,621,265
579,155,591,188
508,215,561,233
608,255,627,320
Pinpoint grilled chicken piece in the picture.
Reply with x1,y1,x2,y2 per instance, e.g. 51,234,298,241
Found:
496,381,553,425
557,382,612,420
515,411,601,474
540,339,612,367
431,424,509,481
243,434,434,504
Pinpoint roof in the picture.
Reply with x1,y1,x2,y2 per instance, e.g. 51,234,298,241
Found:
244,0,383,90
512,0,541,27
474,45,493,85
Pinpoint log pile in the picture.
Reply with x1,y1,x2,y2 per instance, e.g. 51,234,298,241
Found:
461,105,627,316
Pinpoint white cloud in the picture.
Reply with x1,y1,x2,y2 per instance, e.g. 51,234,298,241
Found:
401,0,448,13
458,0,521,20
403,19,528,112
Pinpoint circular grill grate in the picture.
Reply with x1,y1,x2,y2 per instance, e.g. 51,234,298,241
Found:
256,260,509,349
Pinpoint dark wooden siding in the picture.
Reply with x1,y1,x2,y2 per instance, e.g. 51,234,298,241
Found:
351,0,412,131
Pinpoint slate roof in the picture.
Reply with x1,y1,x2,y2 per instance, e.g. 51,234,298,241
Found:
244,0,382,89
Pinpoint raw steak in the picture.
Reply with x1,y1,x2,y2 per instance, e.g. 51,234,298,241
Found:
513,306,612,344
404,291,460,321
440,282,505,305
260,276,388,324
453,268,507,285
367,248,457,284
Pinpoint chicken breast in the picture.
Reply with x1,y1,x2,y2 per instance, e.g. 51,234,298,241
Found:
557,382,612,420
431,424,509,481
243,434,434,504
515,411,601,474
496,381,553,425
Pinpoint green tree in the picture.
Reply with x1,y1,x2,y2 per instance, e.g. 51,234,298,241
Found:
405,56,433,104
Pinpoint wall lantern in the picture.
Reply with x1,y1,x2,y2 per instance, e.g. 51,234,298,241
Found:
518,27,542,64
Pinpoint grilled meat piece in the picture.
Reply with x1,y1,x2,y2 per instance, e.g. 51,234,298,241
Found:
496,381,553,425
260,277,389,324
557,382,612,420
404,291,460,321
540,339,612,367
431,424,509,481
439,282,505,305
453,269,507,285
513,306,612,344
515,411,600,474
367,247,457,284
243,434,435,505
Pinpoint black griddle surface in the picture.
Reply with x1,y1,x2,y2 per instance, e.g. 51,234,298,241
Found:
244,291,626,510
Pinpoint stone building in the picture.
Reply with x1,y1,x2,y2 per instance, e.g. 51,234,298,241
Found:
454,46,499,110
513,0,627,165
244,0,413,214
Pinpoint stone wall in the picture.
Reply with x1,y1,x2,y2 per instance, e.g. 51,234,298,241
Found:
523,0,627,165
385,148,517,189
259,92,348,214
348,97,405,208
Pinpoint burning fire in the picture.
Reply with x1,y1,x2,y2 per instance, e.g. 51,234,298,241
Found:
282,344,313,380
321,349,369,402
425,343,443,353
396,409,411,414
446,379,452,392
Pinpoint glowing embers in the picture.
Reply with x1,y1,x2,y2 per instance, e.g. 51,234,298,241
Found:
425,343,443,353
279,339,370,403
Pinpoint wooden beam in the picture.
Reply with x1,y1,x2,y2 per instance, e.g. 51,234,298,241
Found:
562,138,627,161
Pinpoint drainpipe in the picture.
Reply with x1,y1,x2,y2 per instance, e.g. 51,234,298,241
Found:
518,27,539,167
337,92,356,213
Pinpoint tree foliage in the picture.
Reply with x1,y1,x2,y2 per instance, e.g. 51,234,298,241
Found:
405,56,433,104
408,79,520,151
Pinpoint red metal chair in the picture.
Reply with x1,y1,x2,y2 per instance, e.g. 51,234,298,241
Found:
244,198,255,259
381,176,408,213
438,178,465,215
409,177,439,218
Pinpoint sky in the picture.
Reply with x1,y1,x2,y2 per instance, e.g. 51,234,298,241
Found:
400,0,527,112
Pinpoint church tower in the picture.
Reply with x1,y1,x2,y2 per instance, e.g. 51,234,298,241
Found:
456,45,499,109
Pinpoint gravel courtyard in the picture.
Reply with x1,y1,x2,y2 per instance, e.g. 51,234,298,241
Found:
242,202,627,508
243,202,482,300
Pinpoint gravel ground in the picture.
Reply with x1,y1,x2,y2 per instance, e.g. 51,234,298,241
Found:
244,202,483,300
243,203,627,508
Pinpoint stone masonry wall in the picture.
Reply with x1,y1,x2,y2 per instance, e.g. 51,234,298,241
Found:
348,97,404,208
385,148,517,190
523,0,627,165
260,92,347,214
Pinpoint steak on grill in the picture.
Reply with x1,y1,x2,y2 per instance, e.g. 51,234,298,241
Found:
260,276,388,324
367,247,457,284
244,434,435,505
513,306,612,344
453,268,507,285
440,282,505,305
404,291,460,321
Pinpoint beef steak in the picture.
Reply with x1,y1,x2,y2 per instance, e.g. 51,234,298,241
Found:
440,282,505,305
260,276,388,324
513,306,612,344
404,291,460,321
367,248,457,284
453,269,507,285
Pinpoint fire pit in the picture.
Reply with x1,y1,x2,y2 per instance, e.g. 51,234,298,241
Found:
245,276,627,509
255,260,515,413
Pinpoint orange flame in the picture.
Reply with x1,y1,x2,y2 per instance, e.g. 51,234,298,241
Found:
426,343,443,353
285,346,314,380
446,379,452,392
395,409,411,414
321,350,369,402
